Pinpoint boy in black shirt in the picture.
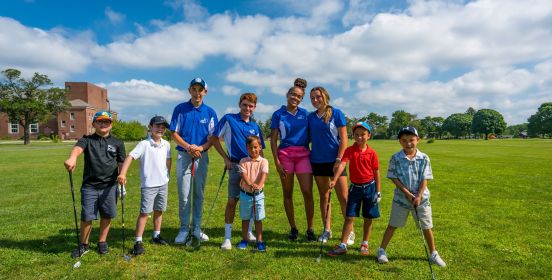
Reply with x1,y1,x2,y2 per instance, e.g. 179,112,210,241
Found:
64,111,126,257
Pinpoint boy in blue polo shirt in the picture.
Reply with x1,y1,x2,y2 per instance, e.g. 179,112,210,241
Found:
212,92,265,250
377,127,446,267
170,77,218,245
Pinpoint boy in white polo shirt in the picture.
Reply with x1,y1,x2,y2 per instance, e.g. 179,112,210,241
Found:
118,116,172,255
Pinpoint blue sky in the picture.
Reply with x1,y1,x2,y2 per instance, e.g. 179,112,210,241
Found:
1,0,551,125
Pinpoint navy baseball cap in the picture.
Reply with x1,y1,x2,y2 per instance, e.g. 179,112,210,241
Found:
352,121,372,133
149,116,169,127
189,77,207,90
398,126,419,138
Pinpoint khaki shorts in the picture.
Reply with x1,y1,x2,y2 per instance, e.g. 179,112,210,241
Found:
389,201,433,230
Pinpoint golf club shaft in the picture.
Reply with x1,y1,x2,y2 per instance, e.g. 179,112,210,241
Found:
318,191,332,257
69,171,82,258
121,184,126,257
414,206,435,280
204,168,226,228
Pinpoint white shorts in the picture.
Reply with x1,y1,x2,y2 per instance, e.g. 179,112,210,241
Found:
388,201,433,230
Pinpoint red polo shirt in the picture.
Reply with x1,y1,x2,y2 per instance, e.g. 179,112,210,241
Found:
342,143,379,184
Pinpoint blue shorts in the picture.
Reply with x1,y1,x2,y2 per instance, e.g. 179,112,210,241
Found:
345,181,380,219
239,190,265,221
81,184,117,221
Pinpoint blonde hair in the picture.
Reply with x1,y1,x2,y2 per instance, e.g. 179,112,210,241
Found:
310,86,332,123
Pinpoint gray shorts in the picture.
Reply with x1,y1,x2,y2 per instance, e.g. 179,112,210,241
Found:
81,184,117,221
227,163,241,199
140,185,168,214
389,201,433,230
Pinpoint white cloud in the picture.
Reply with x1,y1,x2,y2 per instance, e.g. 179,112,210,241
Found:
105,7,125,25
98,79,186,110
221,85,241,96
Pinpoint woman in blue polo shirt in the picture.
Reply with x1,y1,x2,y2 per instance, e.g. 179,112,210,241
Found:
308,86,354,245
270,83,316,242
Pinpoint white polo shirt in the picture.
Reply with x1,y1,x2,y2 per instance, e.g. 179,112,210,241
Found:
129,136,172,188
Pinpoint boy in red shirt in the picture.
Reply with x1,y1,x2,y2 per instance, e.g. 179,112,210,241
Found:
327,121,381,256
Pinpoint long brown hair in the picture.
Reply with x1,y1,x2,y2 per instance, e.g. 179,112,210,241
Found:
310,86,332,123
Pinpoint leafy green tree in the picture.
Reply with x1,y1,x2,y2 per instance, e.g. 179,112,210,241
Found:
361,112,388,138
421,116,445,139
112,120,147,141
471,109,507,139
505,123,528,137
527,102,552,137
466,107,477,116
0,68,70,145
442,113,472,138
387,110,416,138
255,119,271,139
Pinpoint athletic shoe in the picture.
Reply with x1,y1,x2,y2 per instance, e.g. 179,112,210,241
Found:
237,239,248,250
256,241,266,252
306,229,317,242
192,228,209,241
288,227,299,241
152,235,168,245
97,241,109,255
247,231,257,242
377,248,389,263
318,230,332,243
327,244,347,256
174,230,189,244
347,231,355,245
71,243,89,258
430,251,447,267
131,241,144,255
359,243,369,256
220,239,232,250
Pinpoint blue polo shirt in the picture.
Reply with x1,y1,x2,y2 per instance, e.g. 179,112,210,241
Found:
214,113,265,162
308,107,347,163
387,149,433,208
169,100,218,152
270,106,309,149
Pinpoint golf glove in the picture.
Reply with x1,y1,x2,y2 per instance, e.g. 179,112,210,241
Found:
118,184,127,198
373,192,381,204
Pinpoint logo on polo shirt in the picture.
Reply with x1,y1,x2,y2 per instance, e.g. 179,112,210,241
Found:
249,129,255,134
107,145,116,153
297,115,305,120
200,118,208,124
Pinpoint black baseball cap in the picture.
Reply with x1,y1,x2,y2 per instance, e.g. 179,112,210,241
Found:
149,116,169,127
397,126,419,138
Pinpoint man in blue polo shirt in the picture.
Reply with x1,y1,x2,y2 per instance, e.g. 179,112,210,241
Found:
212,92,265,250
170,77,218,245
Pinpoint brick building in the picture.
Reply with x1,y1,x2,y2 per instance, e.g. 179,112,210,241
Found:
0,82,117,140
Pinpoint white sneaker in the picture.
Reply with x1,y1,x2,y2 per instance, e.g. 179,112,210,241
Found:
430,251,446,267
247,231,256,242
346,231,355,245
174,230,189,244
377,248,389,263
318,230,332,243
220,239,232,250
192,229,209,241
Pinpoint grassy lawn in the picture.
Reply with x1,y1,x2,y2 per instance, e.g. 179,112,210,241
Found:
0,139,551,279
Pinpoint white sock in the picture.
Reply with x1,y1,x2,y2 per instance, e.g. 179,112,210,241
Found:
224,223,232,240
153,231,160,238
362,241,369,245
431,250,438,256
135,236,142,242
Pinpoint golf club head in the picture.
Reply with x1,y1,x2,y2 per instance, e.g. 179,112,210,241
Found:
73,260,81,269
315,256,321,263
191,236,201,249
123,254,132,262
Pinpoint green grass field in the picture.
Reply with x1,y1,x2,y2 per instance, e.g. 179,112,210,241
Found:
1,139,551,279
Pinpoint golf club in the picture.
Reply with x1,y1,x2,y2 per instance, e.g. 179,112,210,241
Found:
414,206,435,280
68,171,82,269
189,158,199,249
315,191,332,263
251,189,257,252
120,184,132,261
203,167,227,235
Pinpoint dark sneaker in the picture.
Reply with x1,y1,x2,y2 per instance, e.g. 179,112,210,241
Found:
256,241,266,252
306,229,317,242
327,244,347,256
131,241,144,255
288,227,299,241
97,241,109,255
152,235,168,245
71,243,89,258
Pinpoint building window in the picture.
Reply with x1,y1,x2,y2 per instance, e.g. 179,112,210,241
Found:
70,125,75,132
70,113,75,120
29,123,39,134
61,120,66,127
9,123,19,134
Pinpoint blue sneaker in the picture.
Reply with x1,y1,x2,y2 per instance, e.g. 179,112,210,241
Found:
256,241,266,252
237,239,248,250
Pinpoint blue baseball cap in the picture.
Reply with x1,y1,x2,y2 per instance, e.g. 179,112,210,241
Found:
189,77,207,90
398,126,419,138
352,121,372,133
93,111,112,122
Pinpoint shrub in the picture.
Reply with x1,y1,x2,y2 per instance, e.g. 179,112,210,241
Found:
427,138,435,144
